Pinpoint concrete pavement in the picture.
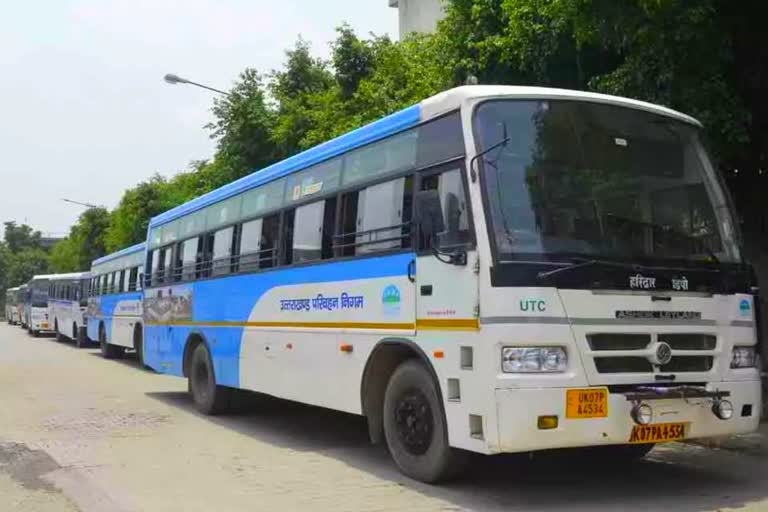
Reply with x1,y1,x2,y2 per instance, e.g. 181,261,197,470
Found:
1,322,768,511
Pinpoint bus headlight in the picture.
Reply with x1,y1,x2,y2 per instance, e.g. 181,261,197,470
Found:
502,347,567,373
731,347,757,368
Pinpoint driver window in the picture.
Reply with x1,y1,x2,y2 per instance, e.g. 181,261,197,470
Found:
418,168,471,251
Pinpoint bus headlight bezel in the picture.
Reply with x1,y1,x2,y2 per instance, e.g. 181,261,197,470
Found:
502,346,568,373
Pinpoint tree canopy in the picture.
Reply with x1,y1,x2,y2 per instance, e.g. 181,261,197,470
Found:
3,1,766,288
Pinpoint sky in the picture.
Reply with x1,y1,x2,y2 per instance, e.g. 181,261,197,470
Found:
0,0,398,237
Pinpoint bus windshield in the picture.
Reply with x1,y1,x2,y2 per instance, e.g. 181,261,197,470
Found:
473,99,741,265
29,280,50,307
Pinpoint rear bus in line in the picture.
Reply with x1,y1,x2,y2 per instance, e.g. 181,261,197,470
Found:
17,284,29,329
86,243,145,362
25,275,54,337
142,86,760,483
5,287,20,325
48,272,92,347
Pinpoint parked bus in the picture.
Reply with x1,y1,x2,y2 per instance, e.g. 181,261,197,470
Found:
142,86,761,483
48,272,92,347
17,284,29,329
87,243,145,361
25,275,53,337
5,287,20,324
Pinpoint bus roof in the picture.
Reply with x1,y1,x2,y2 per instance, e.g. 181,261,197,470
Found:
46,272,92,281
29,274,56,282
149,85,701,229
91,242,146,267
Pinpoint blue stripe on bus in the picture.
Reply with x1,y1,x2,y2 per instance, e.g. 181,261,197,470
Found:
149,104,422,228
143,252,414,386
92,242,146,266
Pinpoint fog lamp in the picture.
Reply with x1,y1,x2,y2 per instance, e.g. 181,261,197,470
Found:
630,403,653,425
713,399,734,420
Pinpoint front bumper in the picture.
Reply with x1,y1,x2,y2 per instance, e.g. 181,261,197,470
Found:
493,380,761,453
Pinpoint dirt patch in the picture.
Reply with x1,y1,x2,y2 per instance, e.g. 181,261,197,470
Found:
0,442,62,492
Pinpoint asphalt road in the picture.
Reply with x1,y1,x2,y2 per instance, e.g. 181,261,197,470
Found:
1,322,767,512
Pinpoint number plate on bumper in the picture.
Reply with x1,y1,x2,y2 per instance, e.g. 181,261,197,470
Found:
566,388,608,419
629,422,687,444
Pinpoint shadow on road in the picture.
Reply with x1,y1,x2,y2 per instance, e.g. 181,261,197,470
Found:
87,351,154,372
146,390,768,512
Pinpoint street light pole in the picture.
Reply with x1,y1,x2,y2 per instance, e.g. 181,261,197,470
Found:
163,73,228,95
61,198,101,209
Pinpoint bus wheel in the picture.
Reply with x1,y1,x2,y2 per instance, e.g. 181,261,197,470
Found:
75,324,87,348
189,343,232,415
383,360,467,483
32,330,40,338
55,321,64,342
99,326,123,359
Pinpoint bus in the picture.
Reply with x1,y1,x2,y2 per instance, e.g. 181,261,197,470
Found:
48,272,92,347
87,243,145,361
141,86,761,483
5,287,20,325
25,275,54,337
17,284,28,329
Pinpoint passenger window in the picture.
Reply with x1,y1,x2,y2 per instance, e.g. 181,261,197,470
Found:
288,199,336,264
239,218,263,272
212,227,235,276
118,270,126,293
128,267,138,291
418,168,472,251
176,238,198,282
239,214,280,271
338,177,412,256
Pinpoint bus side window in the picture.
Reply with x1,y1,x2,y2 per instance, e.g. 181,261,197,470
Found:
211,226,235,276
418,168,471,251
118,270,126,293
288,198,336,264
176,238,198,282
337,176,412,256
128,266,138,291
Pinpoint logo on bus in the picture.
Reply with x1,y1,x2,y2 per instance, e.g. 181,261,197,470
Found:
739,299,751,317
382,285,401,316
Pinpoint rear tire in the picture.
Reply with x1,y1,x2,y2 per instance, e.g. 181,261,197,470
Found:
189,343,232,415
55,321,64,342
383,360,468,483
75,325,88,348
99,325,123,359
134,325,146,368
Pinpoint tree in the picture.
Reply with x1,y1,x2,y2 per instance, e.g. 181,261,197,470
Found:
3,222,43,253
50,207,111,272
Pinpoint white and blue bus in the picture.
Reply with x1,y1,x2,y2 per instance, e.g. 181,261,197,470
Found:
48,272,92,347
25,275,54,337
142,86,761,482
87,243,145,361
5,287,20,325
17,284,29,330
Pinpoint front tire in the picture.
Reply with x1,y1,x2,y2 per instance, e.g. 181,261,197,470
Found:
189,343,232,415
55,321,64,342
99,326,123,359
383,360,468,483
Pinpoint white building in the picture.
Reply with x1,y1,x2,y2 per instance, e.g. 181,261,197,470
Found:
389,0,446,38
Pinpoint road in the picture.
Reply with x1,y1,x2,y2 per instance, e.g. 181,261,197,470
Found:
1,322,768,512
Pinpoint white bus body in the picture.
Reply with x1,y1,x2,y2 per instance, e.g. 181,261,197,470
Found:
26,275,54,336
143,86,761,483
48,272,92,346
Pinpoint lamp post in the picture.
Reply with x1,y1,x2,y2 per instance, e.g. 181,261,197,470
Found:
61,198,101,209
163,73,228,96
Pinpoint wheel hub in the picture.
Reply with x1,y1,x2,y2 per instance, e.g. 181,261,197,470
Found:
394,389,433,455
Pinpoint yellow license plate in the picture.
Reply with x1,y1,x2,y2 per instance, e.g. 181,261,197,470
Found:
566,388,608,418
629,422,687,444
41,323,48,328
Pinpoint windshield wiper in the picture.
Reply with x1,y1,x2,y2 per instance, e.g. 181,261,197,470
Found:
536,257,642,281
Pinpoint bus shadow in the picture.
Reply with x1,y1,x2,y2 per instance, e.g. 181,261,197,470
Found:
145,390,768,512
87,351,154,372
